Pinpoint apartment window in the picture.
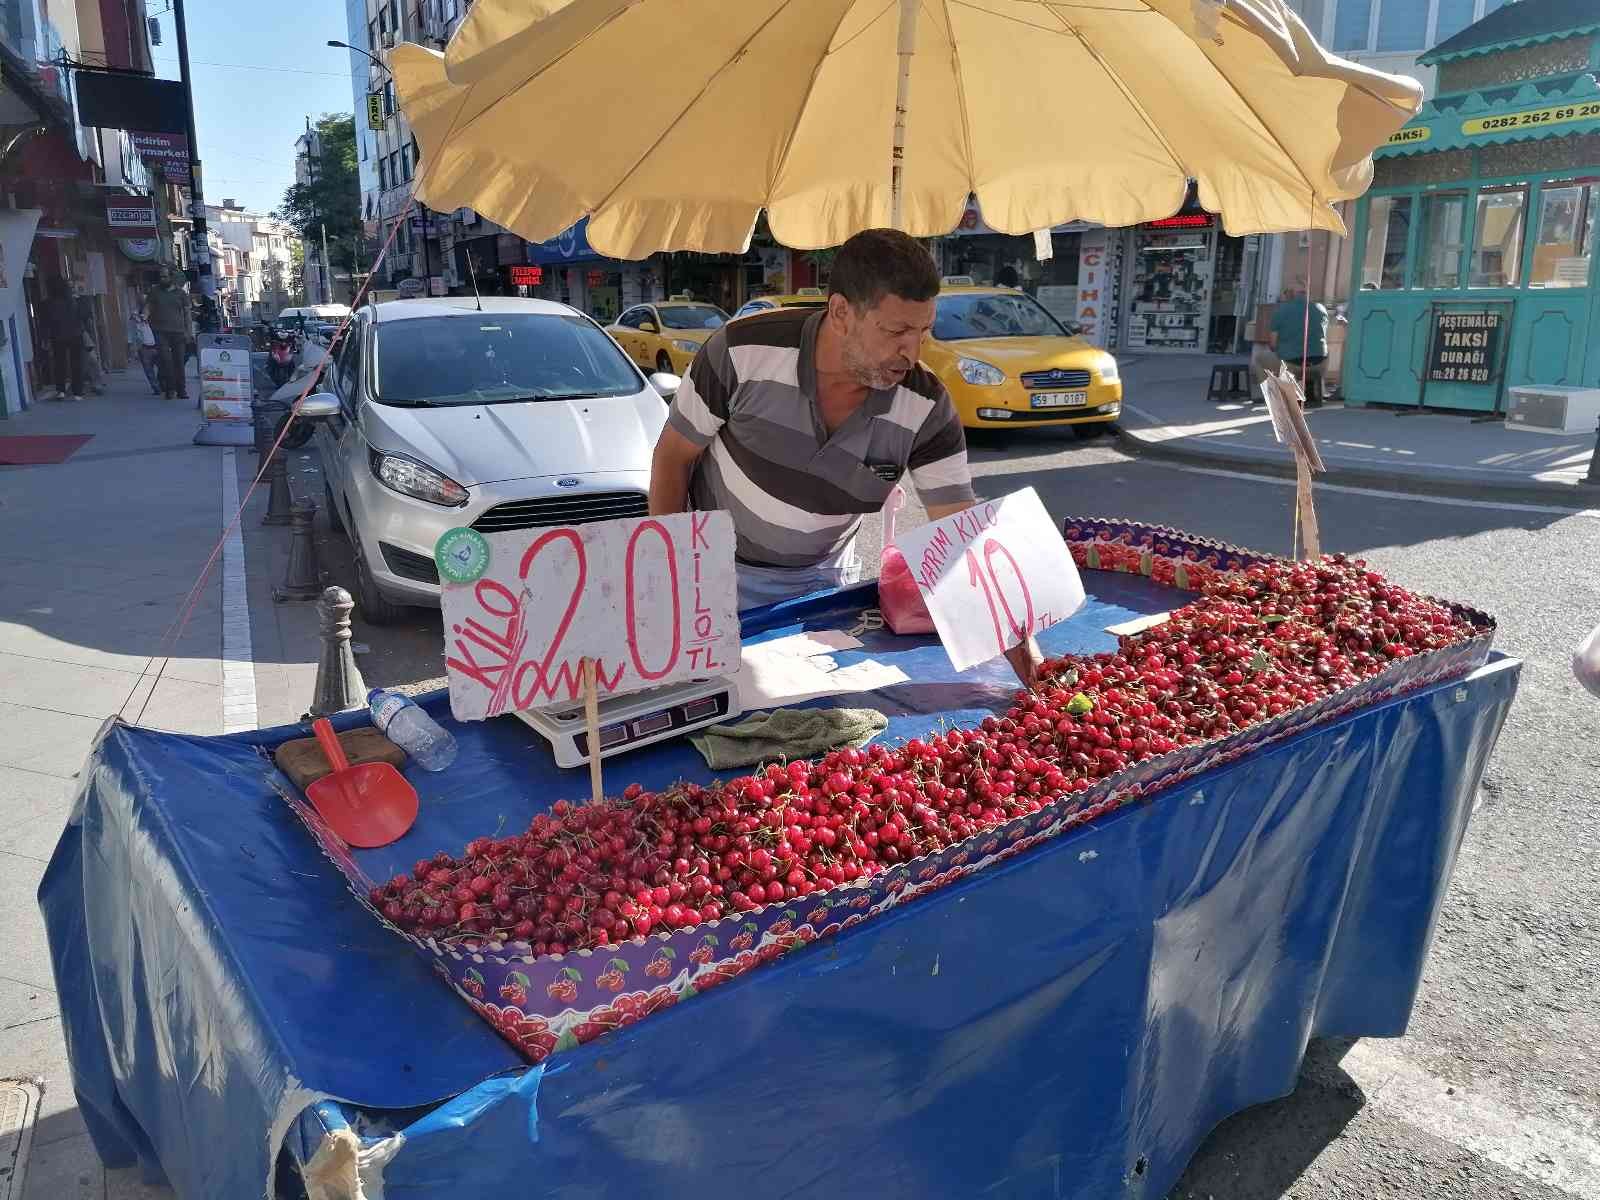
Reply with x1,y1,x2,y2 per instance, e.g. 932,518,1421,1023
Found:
1469,187,1527,288
369,17,380,48
378,157,389,190
389,151,401,190
410,136,421,173
384,80,396,116
1375,0,1427,51
1527,183,1596,288
1284,0,1326,32
1361,194,1411,289
1434,0,1475,41
1418,193,1468,288
1332,0,1371,50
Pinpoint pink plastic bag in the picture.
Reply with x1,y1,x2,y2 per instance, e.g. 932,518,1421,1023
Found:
877,485,935,635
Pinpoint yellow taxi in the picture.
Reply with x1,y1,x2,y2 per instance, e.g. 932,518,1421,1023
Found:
924,281,1121,434
731,288,828,320
608,298,730,376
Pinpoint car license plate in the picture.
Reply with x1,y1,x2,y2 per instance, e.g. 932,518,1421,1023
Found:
1030,391,1088,409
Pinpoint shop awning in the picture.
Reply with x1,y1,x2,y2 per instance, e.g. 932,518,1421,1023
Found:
1420,0,1600,66
1376,74,1600,158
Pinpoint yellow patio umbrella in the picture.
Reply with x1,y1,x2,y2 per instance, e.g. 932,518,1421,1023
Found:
391,0,1423,259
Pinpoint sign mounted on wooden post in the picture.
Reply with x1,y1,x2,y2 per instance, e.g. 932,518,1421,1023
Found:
889,488,1085,672
438,511,740,722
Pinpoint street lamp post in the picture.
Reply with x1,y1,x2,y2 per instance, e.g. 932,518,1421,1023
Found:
329,39,433,295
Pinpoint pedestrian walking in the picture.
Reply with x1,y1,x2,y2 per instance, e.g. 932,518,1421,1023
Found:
39,283,84,402
127,308,160,394
145,269,192,399
1269,284,1330,408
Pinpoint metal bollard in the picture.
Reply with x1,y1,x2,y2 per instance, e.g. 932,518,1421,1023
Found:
274,501,323,601
261,439,294,525
1586,415,1600,486
308,586,368,717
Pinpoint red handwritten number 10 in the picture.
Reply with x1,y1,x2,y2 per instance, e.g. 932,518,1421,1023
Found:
966,536,1034,654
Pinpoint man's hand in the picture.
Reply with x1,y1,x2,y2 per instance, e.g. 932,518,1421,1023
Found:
1002,635,1044,691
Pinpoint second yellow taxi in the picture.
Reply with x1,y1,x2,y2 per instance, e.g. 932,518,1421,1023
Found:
608,299,729,376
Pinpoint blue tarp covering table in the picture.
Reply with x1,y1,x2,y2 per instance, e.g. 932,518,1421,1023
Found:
38,574,1520,1200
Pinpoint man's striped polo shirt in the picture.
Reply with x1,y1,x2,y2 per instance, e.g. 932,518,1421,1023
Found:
666,307,974,569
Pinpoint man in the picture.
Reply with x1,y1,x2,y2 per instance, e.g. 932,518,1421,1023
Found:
39,283,83,402
649,228,1039,685
1269,284,1330,408
145,269,192,399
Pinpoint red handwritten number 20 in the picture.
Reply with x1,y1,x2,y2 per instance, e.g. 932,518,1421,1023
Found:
966,536,1034,654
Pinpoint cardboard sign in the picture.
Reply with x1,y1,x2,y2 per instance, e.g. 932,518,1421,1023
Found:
440,511,740,721
890,488,1085,672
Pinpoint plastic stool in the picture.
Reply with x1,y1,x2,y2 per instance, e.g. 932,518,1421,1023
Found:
1207,361,1251,402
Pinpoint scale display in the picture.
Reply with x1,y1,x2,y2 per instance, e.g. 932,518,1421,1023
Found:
514,677,741,768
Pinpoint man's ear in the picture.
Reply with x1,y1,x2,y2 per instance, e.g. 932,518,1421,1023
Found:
826,293,854,329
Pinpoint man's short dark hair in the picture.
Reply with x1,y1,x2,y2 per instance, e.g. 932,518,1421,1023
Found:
829,228,940,311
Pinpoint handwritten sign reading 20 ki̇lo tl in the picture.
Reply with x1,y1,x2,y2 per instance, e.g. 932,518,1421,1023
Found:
890,488,1086,672
437,510,740,721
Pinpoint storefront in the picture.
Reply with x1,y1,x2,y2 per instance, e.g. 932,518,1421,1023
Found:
1117,214,1258,355
939,198,1091,328
1344,6,1600,412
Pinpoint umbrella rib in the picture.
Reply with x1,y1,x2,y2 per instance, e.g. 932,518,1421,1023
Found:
769,1,875,205
928,0,979,199
587,0,813,222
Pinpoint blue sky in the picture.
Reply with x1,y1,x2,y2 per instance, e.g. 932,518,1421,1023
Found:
148,0,357,217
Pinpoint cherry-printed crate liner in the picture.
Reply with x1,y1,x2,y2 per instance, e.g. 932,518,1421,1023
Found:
276,519,1496,1065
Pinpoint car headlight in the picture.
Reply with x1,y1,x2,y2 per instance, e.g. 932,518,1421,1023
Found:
370,450,469,507
957,356,1005,386
1098,357,1119,383
671,339,702,354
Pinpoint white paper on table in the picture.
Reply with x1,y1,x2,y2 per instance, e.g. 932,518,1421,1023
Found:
736,631,908,708
1106,612,1170,637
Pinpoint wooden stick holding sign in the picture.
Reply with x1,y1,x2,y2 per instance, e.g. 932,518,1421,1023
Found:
582,657,603,804
1261,365,1325,560
887,487,1086,674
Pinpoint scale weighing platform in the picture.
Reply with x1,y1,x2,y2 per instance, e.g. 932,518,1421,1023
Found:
514,677,742,768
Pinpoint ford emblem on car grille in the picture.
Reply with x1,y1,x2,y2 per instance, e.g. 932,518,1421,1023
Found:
555,477,582,488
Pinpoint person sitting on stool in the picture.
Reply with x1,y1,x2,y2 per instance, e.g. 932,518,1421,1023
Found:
1269,283,1329,408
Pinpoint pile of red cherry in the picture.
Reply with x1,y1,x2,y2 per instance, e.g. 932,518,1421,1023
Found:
370,553,1479,955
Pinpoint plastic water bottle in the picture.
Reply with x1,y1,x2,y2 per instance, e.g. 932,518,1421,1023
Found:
368,688,458,771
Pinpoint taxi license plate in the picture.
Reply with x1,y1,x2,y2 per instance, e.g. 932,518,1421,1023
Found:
1031,391,1088,409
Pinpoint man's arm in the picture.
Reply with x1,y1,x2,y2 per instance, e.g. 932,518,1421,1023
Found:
649,425,705,516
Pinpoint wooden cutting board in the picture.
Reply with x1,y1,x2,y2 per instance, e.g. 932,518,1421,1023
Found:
275,726,407,789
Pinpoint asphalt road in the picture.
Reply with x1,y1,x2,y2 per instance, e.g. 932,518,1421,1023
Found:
308,429,1600,1200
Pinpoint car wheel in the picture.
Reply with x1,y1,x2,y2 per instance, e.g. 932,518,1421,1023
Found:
351,534,407,626
1072,423,1108,440
656,351,673,374
324,479,345,537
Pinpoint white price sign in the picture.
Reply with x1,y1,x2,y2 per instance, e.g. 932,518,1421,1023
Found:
890,488,1085,672
439,511,740,721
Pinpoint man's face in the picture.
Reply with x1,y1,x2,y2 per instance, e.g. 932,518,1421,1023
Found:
830,292,936,390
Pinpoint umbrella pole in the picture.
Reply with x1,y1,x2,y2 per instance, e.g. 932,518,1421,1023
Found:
889,0,920,231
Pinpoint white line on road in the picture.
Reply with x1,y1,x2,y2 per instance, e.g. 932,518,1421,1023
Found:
220,450,258,734
1341,1039,1600,1198
1143,460,1600,519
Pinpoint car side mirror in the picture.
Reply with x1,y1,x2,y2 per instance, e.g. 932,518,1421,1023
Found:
296,392,341,420
649,372,680,400
638,320,659,334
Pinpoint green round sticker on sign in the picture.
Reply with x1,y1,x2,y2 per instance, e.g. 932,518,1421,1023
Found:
435,527,491,584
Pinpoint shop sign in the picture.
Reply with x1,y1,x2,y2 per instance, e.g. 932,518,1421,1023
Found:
106,196,157,237
1385,126,1431,147
526,218,604,265
1462,99,1600,138
366,93,384,129
508,264,543,286
889,487,1085,672
586,268,606,287
118,237,159,262
430,277,447,297
396,277,424,298
438,511,740,721
130,131,189,183
1426,310,1502,385
1142,213,1212,230
1073,230,1110,344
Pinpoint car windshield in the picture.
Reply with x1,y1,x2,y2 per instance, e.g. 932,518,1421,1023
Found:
656,305,726,330
933,293,1068,340
373,314,642,406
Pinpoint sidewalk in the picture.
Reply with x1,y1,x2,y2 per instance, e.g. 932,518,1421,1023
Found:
1116,355,1597,501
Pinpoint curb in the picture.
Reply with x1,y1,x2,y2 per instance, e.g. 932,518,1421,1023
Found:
1114,426,1598,509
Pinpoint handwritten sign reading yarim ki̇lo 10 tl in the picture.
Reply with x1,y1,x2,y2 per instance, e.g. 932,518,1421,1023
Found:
438,511,740,722
889,487,1086,673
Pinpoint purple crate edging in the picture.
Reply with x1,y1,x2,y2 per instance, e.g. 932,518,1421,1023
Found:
275,520,1496,1065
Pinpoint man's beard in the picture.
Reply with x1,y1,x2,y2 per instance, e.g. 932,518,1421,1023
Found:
841,336,908,391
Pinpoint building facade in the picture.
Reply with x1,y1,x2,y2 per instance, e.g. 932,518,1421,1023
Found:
1344,0,1600,410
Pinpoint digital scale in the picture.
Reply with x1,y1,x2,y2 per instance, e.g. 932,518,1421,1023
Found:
513,677,742,769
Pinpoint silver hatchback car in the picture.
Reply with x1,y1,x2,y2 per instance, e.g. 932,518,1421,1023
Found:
309,297,674,623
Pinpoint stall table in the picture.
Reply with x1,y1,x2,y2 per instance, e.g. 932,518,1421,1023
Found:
39,572,1520,1200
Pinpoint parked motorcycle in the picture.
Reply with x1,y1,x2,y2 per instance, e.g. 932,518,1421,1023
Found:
266,330,298,388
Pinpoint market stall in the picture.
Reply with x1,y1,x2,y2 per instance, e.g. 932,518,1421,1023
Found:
40,518,1518,1200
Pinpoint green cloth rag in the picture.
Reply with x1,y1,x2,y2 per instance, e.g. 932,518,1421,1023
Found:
689,707,888,770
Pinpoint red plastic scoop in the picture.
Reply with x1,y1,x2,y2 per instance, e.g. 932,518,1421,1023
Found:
305,717,419,848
